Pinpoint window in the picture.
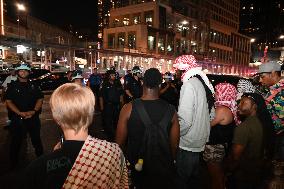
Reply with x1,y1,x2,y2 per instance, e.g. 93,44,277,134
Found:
123,17,130,26
133,15,141,24
145,11,154,27
128,33,136,49
108,34,115,48
159,6,166,29
117,33,125,49
147,34,156,51
167,35,174,53
158,34,165,53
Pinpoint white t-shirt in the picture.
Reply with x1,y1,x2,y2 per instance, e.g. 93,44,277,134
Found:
2,75,17,88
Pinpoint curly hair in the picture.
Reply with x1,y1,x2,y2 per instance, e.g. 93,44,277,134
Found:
143,68,162,89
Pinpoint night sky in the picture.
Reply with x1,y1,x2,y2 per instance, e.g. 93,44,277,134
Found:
28,0,98,37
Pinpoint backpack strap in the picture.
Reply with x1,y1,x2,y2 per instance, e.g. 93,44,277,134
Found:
158,104,172,127
134,99,173,128
134,99,153,127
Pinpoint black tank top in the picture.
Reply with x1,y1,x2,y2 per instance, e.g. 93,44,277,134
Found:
127,99,175,165
208,122,235,145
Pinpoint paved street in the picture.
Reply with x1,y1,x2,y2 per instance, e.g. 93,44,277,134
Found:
0,93,280,189
0,93,105,189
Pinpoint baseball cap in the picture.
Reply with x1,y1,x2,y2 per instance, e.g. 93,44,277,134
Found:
258,61,281,74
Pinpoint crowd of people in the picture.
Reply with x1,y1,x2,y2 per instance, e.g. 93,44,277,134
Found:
0,54,283,189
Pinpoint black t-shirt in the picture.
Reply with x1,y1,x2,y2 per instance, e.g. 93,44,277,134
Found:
127,99,176,188
125,76,143,99
100,80,124,104
127,99,175,165
5,81,43,114
22,140,84,189
160,82,178,106
208,122,235,145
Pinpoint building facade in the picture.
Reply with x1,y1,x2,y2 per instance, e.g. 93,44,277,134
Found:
98,0,113,40
101,0,253,75
240,0,284,63
103,0,209,73
0,0,85,70
208,0,251,75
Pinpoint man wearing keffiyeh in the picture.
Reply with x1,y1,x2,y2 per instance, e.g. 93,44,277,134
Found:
174,55,215,189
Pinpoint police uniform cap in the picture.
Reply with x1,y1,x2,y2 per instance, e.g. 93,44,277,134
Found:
15,62,31,71
71,70,84,81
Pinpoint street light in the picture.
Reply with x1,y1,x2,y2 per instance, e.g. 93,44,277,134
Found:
250,38,256,43
15,3,26,40
279,35,284,39
16,3,26,11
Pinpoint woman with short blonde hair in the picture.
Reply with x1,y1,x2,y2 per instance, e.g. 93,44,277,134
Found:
23,83,129,189
50,83,95,133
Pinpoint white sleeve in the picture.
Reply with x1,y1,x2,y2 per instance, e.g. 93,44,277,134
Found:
2,76,11,88
178,83,195,136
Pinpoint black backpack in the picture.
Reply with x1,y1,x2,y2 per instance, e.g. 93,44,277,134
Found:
132,99,176,188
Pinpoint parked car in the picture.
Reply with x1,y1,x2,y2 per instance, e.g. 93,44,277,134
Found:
207,74,243,87
0,68,49,87
31,72,68,91
30,69,50,79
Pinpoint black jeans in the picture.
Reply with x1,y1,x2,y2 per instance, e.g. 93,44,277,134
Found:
91,85,100,110
10,115,43,164
102,103,120,141
176,149,201,189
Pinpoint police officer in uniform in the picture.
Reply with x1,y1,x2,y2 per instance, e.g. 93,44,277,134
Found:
160,72,179,109
99,69,124,141
72,70,85,86
124,66,143,102
5,63,44,167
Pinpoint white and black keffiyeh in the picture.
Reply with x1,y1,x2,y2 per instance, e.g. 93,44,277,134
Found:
237,79,256,100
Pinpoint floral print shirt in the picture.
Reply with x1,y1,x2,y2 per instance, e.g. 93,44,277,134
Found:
265,79,284,133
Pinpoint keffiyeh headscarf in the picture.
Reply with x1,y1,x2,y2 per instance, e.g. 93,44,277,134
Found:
236,79,256,101
215,83,240,125
173,55,215,94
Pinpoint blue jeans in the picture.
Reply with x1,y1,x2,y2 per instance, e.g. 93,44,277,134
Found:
176,148,201,189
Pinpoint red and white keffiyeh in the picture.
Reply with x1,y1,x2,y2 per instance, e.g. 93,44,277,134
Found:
173,55,198,71
173,55,215,94
62,136,129,189
215,83,240,125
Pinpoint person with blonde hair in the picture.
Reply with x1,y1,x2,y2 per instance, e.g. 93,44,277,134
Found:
23,83,128,189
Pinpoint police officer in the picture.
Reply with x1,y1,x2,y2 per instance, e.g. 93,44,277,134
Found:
5,62,44,167
160,72,179,109
99,69,124,141
72,70,85,86
124,66,143,102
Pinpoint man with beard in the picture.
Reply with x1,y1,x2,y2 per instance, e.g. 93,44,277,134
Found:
257,61,284,160
5,62,44,168
174,55,215,189
226,93,274,189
